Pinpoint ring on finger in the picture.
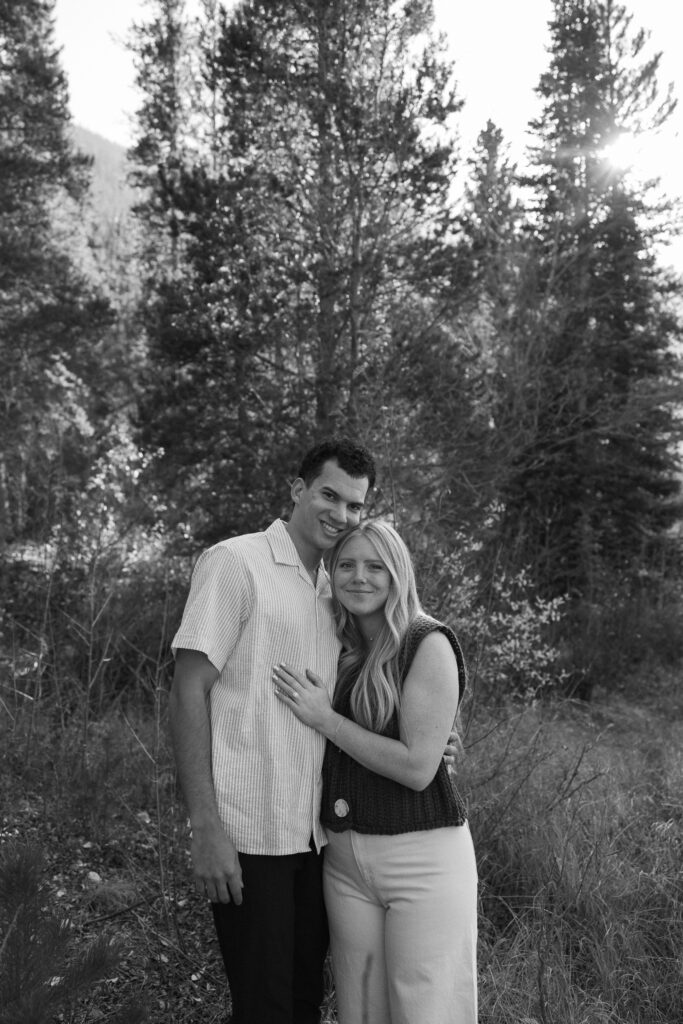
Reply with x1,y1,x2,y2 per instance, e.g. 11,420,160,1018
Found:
291,689,299,700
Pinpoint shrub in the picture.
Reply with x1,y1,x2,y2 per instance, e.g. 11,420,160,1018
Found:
412,533,567,701
0,842,147,1024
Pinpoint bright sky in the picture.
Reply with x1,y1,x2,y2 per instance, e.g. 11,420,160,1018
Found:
53,0,683,262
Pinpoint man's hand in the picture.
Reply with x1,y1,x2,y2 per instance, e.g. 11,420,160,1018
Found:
191,822,244,905
443,729,460,768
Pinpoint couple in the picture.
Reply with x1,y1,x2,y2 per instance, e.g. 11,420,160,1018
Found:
170,437,477,1024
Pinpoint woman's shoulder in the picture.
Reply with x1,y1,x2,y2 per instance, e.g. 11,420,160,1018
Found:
403,614,459,649
400,616,467,697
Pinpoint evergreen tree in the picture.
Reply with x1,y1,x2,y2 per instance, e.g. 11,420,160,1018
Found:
0,842,147,1023
0,0,113,544
456,120,534,484
130,0,464,543
460,121,521,305
381,122,535,578
128,0,196,271
498,0,682,601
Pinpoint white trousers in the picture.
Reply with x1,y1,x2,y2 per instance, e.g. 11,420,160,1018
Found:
323,825,478,1024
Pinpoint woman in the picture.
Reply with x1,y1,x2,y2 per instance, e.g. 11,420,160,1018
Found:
273,521,477,1024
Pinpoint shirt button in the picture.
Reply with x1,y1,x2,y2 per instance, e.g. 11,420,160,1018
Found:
334,799,349,818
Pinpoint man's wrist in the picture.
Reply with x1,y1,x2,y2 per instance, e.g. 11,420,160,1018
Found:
188,811,223,834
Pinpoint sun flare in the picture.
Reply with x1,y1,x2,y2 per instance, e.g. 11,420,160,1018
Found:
598,130,679,183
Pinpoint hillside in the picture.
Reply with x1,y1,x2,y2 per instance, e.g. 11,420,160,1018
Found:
71,124,138,222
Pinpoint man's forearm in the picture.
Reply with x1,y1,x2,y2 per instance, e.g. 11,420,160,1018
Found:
169,683,222,828
170,649,243,903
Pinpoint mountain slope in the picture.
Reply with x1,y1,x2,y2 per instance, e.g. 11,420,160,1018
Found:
71,124,138,222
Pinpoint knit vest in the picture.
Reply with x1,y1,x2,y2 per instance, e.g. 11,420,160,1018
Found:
320,616,468,835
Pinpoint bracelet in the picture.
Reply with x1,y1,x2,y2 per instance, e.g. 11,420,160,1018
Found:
331,716,345,745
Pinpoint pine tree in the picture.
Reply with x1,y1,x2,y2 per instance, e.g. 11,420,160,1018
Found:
380,121,537,571
0,842,147,1024
0,0,113,543
456,119,534,471
128,0,195,271
460,121,521,303
498,0,682,601
130,0,464,543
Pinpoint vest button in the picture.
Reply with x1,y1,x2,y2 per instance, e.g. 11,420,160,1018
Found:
334,799,349,818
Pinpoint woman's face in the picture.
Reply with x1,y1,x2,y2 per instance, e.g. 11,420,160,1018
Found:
333,534,392,621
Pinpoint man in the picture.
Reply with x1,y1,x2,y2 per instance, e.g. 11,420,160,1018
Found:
169,437,377,1024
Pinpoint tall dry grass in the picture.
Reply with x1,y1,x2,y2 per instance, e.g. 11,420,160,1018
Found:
2,542,682,1021
2,674,681,1023
466,689,683,1024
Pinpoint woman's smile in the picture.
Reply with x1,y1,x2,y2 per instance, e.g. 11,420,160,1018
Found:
333,535,392,621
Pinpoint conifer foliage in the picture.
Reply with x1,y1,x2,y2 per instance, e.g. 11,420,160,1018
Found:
495,0,682,598
0,0,112,543
0,842,146,1024
130,0,463,542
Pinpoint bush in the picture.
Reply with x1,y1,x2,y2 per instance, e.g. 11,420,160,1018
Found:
1,541,187,717
412,534,567,701
0,842,147,1024
557,575,683,700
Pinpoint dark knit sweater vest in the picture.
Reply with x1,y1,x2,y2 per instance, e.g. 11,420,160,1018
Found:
320,615,468,835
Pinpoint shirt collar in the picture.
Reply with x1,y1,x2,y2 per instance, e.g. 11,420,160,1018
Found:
265,519,329,589
265,518,300,566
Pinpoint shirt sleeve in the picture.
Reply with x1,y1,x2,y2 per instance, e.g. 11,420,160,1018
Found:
171,544,252,671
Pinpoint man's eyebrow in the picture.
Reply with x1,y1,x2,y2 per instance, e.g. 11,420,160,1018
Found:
322,485,365,506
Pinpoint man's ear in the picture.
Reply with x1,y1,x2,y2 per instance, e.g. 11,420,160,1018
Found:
290,477,305,504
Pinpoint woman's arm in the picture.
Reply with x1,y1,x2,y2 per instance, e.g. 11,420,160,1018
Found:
273,631,460,791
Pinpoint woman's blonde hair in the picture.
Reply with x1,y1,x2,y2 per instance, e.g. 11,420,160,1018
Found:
329,520,423,732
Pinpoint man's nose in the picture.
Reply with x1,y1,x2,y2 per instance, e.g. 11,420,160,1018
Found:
330,502,348,524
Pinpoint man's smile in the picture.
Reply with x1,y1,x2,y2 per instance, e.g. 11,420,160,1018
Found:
321,520,344,536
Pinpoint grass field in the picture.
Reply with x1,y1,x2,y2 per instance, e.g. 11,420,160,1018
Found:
1,666,682,1023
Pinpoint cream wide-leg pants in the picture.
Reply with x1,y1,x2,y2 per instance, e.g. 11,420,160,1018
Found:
323,825,478,1024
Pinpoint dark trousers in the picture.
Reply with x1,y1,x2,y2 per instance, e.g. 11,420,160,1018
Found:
212,845,329,1024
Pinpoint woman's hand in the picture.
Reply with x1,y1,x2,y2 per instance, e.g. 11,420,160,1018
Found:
273,664,336,734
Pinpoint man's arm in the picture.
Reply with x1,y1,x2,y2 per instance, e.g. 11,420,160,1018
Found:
169,649,243,904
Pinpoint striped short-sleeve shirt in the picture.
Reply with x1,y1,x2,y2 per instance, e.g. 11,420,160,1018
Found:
172,519,341,855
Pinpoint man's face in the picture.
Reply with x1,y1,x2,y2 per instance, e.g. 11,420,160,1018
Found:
290,459,369,553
